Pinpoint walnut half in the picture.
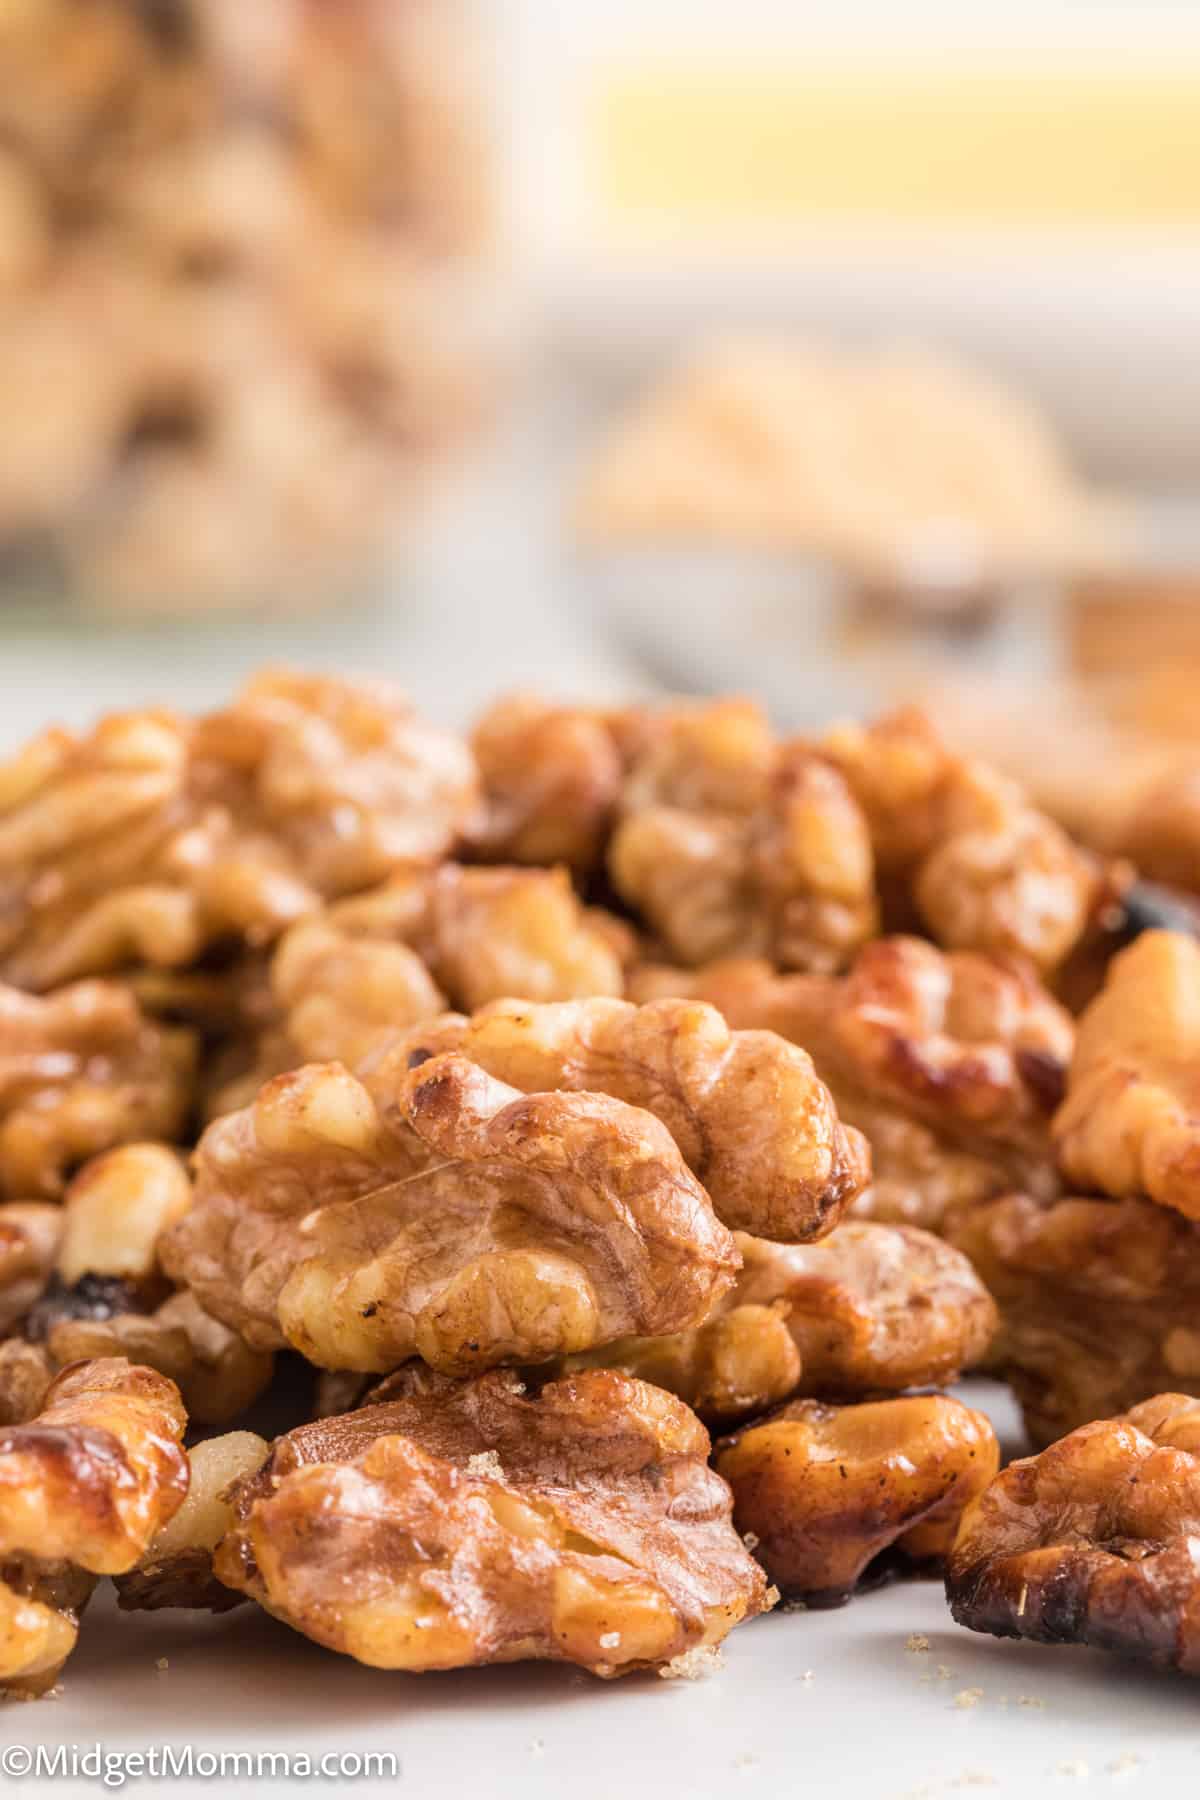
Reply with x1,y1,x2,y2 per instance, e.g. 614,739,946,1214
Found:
214,1368,772,1676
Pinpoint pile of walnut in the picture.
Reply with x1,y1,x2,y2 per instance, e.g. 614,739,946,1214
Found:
5,668,1200,1695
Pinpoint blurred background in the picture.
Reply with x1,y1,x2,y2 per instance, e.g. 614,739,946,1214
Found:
3,0,1200,808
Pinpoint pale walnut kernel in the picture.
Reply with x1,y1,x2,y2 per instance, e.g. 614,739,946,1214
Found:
562,1221,995,1423
161,1048,739,1373
0,981,196,1200
213,1368,771,1677
117,1430,269,1615
716,1393,998,1603
946,1190,1200,1447
946,1394,1200,1675
1054,930,1200,1221
631,937,1069,1233
610,700,877,973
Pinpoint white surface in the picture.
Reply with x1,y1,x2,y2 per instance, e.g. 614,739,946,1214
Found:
3,1383,1194,1800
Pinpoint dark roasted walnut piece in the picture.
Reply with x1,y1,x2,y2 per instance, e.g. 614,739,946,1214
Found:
610,699,878,973
632,937,1069,1233
0,982,196,1200
214,1367,772,1676
1054,929,1200,1221
947,1190,1200,1447
946,1393,1200,1675
162,1046,739,1373
396,994,870,1242
0,1357,188,1693
715,1394,998,1605
561,1221,995,1424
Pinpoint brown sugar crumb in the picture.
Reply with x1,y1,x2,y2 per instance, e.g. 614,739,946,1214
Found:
658,1644,725,1682
906,1633,930,1653
954,1688,984,1709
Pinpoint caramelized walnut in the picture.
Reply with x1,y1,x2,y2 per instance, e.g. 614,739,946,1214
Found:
946,1394,1200,1674
823,708,1107,973
118,1430,269,1615
0,1203,60,1334
716,1394,998,1604
1112,763,1200,894
162,1048,739,1373
947,1191,1200,1446
0,1357,188,1692
214,1367,771,1676
0,982,196,1200
632,938,1069,1232
0,671,478,989
610,700,878,972
1054,930,1200,1220
564,1221,995,1423
397,995,870,1241
0,1339,54,1427
468,695,629,873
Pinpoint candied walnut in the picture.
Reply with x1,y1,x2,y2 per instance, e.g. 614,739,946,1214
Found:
1112,762,1200,894
716,1394,998,1605
0,672,478,990
55,1142,190,1291
0,1357,188,1693
631,938,1069,1232
468,695,628,873
1054,930,1200,1220
610,700,878,973
269,917,445,1072
946,1394,1200,1674
397,994,870,1241
946,1190,1200,1447
0,1203,60,1334
117,1431,269,1615
214,1367,771,1676
563,1221,995,1423
0,1339,54,1427
162,1048,739,1373
0,981,196,1200
822,708,1107,973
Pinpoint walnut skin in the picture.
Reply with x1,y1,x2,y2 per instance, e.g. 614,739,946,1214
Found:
0,1357,188,1692
632,938,1069,1232
715,1394,998,1604
610,700,878,973
214,1368,771,1676
823,708,1106,974
162,1048,739,1373
397,995,869,1242
0,981,196,1200
946,1191,1200,1447
563,1221,995,1423
946,1394,1200,1675
0,671,478,989
1054,930,1200,1220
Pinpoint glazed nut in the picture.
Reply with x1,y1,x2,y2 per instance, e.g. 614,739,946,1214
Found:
117,1431,269,1616
212,1368,771,1676
57,1144,191,1288
393,993,870,1242
715,1394,999,1603
0,1202,61,1335
161,1048,738,1374
468,694,627,874
946,1394,1200,1674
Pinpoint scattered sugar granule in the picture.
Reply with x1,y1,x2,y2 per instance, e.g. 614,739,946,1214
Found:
952,1773,997,1789
1056,1761,1089,1779
658,1644,724,1682
599,1632,621,1650
529,1739,545,1757
906,1634,930,1653
799,1669,814,1683
465,1450,504,1480
954,1688,984,1710
764,1585,781,1609
743,1531,760,1550
734,1753,760,1771
154,1657,170,1672
1018,1695,1046,1710
1016,1583,1029,1618
414,1616,434,1630
936,1664,954,1680
1107,1754,1143,1777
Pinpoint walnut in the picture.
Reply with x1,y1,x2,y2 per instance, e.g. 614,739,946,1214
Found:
631,938,1069,1232
0,1339,54,1427
0,1203,60,1334
946,1393,1200,1675
213,1367,771,1676
397,994,870,1241
823,708,1106,973
946,1190,1200,1447
0,671,478,989
0,982,196,1200
117,1430,269,1615
1054,930,1200,1220
161,1047,739,1373
610,700,878,972
562,1221,995,1423
715,1394,998,1604
468,695,628,873
1112,762,1200,893
269,863,624,1069
0,1357,188,1693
